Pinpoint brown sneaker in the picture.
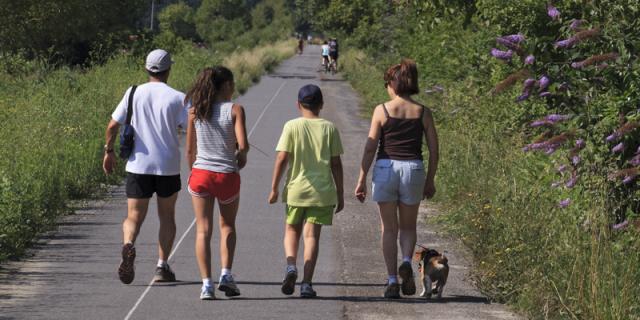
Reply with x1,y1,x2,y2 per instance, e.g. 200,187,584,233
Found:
153,264,176,282
399,261,416,295
118,243,136,284
384,282,401,299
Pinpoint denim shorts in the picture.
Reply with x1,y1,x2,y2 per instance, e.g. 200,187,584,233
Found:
372,159,426,205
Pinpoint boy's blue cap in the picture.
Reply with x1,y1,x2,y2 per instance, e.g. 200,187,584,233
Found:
298,84,323,105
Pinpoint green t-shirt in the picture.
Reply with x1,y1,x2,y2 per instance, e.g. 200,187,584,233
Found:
276,117,343,207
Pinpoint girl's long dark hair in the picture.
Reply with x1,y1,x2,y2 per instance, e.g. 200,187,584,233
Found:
185,66,234,121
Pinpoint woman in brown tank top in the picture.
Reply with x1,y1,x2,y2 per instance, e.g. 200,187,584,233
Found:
355,59,440,299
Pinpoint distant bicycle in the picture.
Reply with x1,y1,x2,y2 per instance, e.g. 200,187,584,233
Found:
327,57,337,74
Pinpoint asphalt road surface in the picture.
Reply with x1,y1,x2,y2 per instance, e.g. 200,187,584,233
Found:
0,46,521,320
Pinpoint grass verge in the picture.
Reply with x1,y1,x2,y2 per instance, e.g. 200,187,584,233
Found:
341,48,640,320
0,39,296,262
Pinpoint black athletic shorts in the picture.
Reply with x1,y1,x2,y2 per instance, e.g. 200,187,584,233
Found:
329,51,338,60
126,173,181,199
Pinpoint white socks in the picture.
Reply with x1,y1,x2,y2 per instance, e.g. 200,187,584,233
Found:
220,268,232,281
202,278,213,288
157,259,168,268
388,275,398,284
402,256,412,263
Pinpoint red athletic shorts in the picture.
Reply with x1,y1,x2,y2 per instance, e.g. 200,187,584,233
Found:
188,168,240,204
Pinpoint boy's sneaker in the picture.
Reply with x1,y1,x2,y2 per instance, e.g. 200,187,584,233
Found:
200,286,215,300
383,282,401,299
398,261,416,295
281,269,298,295
153,264,176,282
300,282,317,298
218,274,241,297
118,243,136,284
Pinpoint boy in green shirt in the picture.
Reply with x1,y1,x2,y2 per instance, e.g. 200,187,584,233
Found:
269,84,344,298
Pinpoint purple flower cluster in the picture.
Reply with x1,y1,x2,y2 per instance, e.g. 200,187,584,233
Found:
496,38,521,51
575,139,586,149
558,198,571,208
612,142,625,153
571,155,581,166
547,4,560,20
525,55,535,65
612,219,629,230
565,172,579,188
500,34,526,43
491,48,513,61
529,114,571,127
555,39,576,49
569,19,584,31
538,76,551,91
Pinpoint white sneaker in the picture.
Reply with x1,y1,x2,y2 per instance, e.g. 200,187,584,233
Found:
218,274,241,297
200,286,215,300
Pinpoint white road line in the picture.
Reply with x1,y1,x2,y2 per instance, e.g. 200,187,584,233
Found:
123,80,286,320
248,81,287,137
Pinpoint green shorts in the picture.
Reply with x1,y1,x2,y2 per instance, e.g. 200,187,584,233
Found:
286,205,334,225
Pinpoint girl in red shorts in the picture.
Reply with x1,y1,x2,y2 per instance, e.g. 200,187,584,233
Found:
185,66,249,300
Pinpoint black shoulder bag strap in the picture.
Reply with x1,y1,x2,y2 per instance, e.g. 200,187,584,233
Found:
125,85,138,125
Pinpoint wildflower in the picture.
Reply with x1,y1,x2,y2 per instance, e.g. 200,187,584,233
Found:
491,48,513,61
524,55,535,65
500,34,525,43
558,198,571,208
546,114,571,123
612,219,629,230
530,120,552,127
612,142,625,153
555,39,575,49
516,92,530,103
557,164,568,172
565,172,578,188
571,155,581,166
545,147,558,155
575,139,585,149
496,38,521,52
574,28,601,42
547,4,560,20
572,52,619,69
539,92,552,98
492,70,530,94
606,132,620,142
569,19,584,31
630,154,640,166
523,78,536,89
623,175,636,184
538,76,551,91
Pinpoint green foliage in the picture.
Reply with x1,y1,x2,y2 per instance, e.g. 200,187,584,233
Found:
0,37,296,262
158,2,198,41
0,0,147,64
194,0,248,44
333,0,640,318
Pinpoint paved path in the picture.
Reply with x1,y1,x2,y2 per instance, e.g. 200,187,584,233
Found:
0,46,520,320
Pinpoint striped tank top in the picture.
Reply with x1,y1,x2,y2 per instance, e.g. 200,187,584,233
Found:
193,101,238,173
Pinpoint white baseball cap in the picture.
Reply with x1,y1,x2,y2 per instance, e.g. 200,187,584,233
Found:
145,49,174,73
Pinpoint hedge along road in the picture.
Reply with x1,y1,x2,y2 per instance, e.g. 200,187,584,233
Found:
0,46,520,320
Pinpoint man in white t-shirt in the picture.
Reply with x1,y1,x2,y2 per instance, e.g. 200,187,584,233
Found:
102,49,187,285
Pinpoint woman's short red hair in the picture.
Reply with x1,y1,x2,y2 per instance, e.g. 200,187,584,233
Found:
384,59,419,96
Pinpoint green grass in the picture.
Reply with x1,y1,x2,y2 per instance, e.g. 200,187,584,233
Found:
341,49,640,320
0,39,295,262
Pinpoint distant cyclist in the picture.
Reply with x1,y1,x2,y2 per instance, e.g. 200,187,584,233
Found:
298,37,304,55
321,41,330,70
328,38,339,71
